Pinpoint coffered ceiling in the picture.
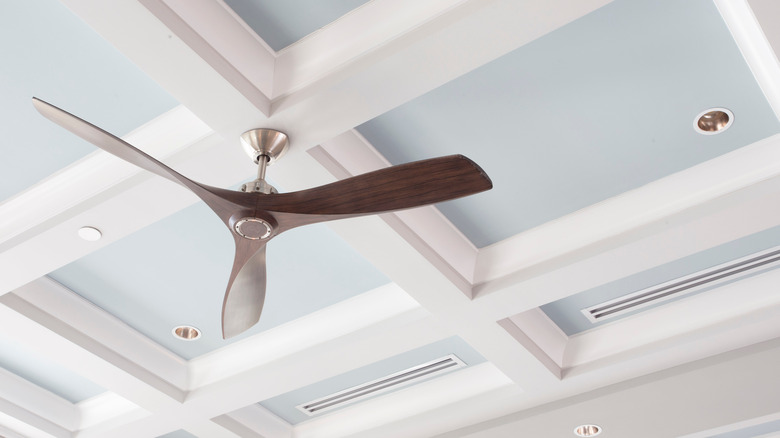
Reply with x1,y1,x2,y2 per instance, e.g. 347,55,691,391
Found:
1,0,780,437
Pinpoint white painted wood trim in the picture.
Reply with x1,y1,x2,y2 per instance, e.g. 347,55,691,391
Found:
475,133,780,285
0,368,76,434
153,0,275,107
187,283,424,388
563,268,780,369
273,0,472,98
716,0,780,122
213,405,292,438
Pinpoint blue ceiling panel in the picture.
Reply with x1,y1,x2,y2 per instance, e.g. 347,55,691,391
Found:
224,0,369,51
357,0,780,247
49,201,389,359
0,0,177,202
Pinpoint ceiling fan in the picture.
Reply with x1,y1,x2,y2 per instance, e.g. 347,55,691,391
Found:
33,98,493,339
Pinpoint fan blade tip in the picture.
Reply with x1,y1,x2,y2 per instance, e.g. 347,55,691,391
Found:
221,318,242,339
221,317,259,339
31,97,46,110
31,97,57,117
221,327,236,340
456,155,493,190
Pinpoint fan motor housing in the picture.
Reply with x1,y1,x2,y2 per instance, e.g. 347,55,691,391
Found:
234,217,273,240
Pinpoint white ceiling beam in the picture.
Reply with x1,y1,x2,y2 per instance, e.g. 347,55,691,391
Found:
272,0,473,98
347,339,780,438
0,410,61,438
8,281,449,437
187,284,422,389
0,390,71,438
716,0,780,122
0,291,183,412
92,313,451,437
562,273,780,369
13,278,188,390
76,393,145,432
472,171,780,321
438,339,780,438
141,0,274,114
471,137,780,321
475,133,780,285
324,215,560,391
294,363,514,438
58,0,268,133
183,420,247,438
0,369,78,433
212,405,292,438
185,313,448,415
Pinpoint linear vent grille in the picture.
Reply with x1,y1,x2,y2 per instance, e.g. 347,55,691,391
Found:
582,247,780,323
296,354,465,416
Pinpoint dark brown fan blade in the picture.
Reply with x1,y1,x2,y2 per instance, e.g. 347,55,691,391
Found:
32,98,254,222
255,155,492,230
222,239,267,339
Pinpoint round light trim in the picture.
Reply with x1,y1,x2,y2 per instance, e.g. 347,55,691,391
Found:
574,424,602,437
78,226,102,241
172,325,201,341
234,217,272,240
694,108,733,135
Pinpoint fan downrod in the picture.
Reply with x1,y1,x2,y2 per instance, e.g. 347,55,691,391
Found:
240,128,289,194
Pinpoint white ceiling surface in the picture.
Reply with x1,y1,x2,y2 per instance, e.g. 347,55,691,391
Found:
1,0,780,437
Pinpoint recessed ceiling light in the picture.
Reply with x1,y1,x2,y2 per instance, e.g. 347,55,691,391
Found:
694,108,733,134
574,424,602,437
172,325,201,341
77,226,102,241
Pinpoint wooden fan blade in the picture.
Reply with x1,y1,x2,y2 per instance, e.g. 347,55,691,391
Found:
33,98,199,190
256,155,492,229
32,97,254,222
222,239,267,339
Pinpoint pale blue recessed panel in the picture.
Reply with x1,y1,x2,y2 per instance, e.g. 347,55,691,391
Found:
259,336,485,424
0,332,105,403
357,0,780,247
0,0,178,202
710,419,780,438
541,225,780,335
224,0,369,51
49,200,390,359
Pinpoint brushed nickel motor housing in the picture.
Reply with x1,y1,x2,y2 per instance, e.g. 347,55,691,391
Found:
240,128,289,164
234,218,273,240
